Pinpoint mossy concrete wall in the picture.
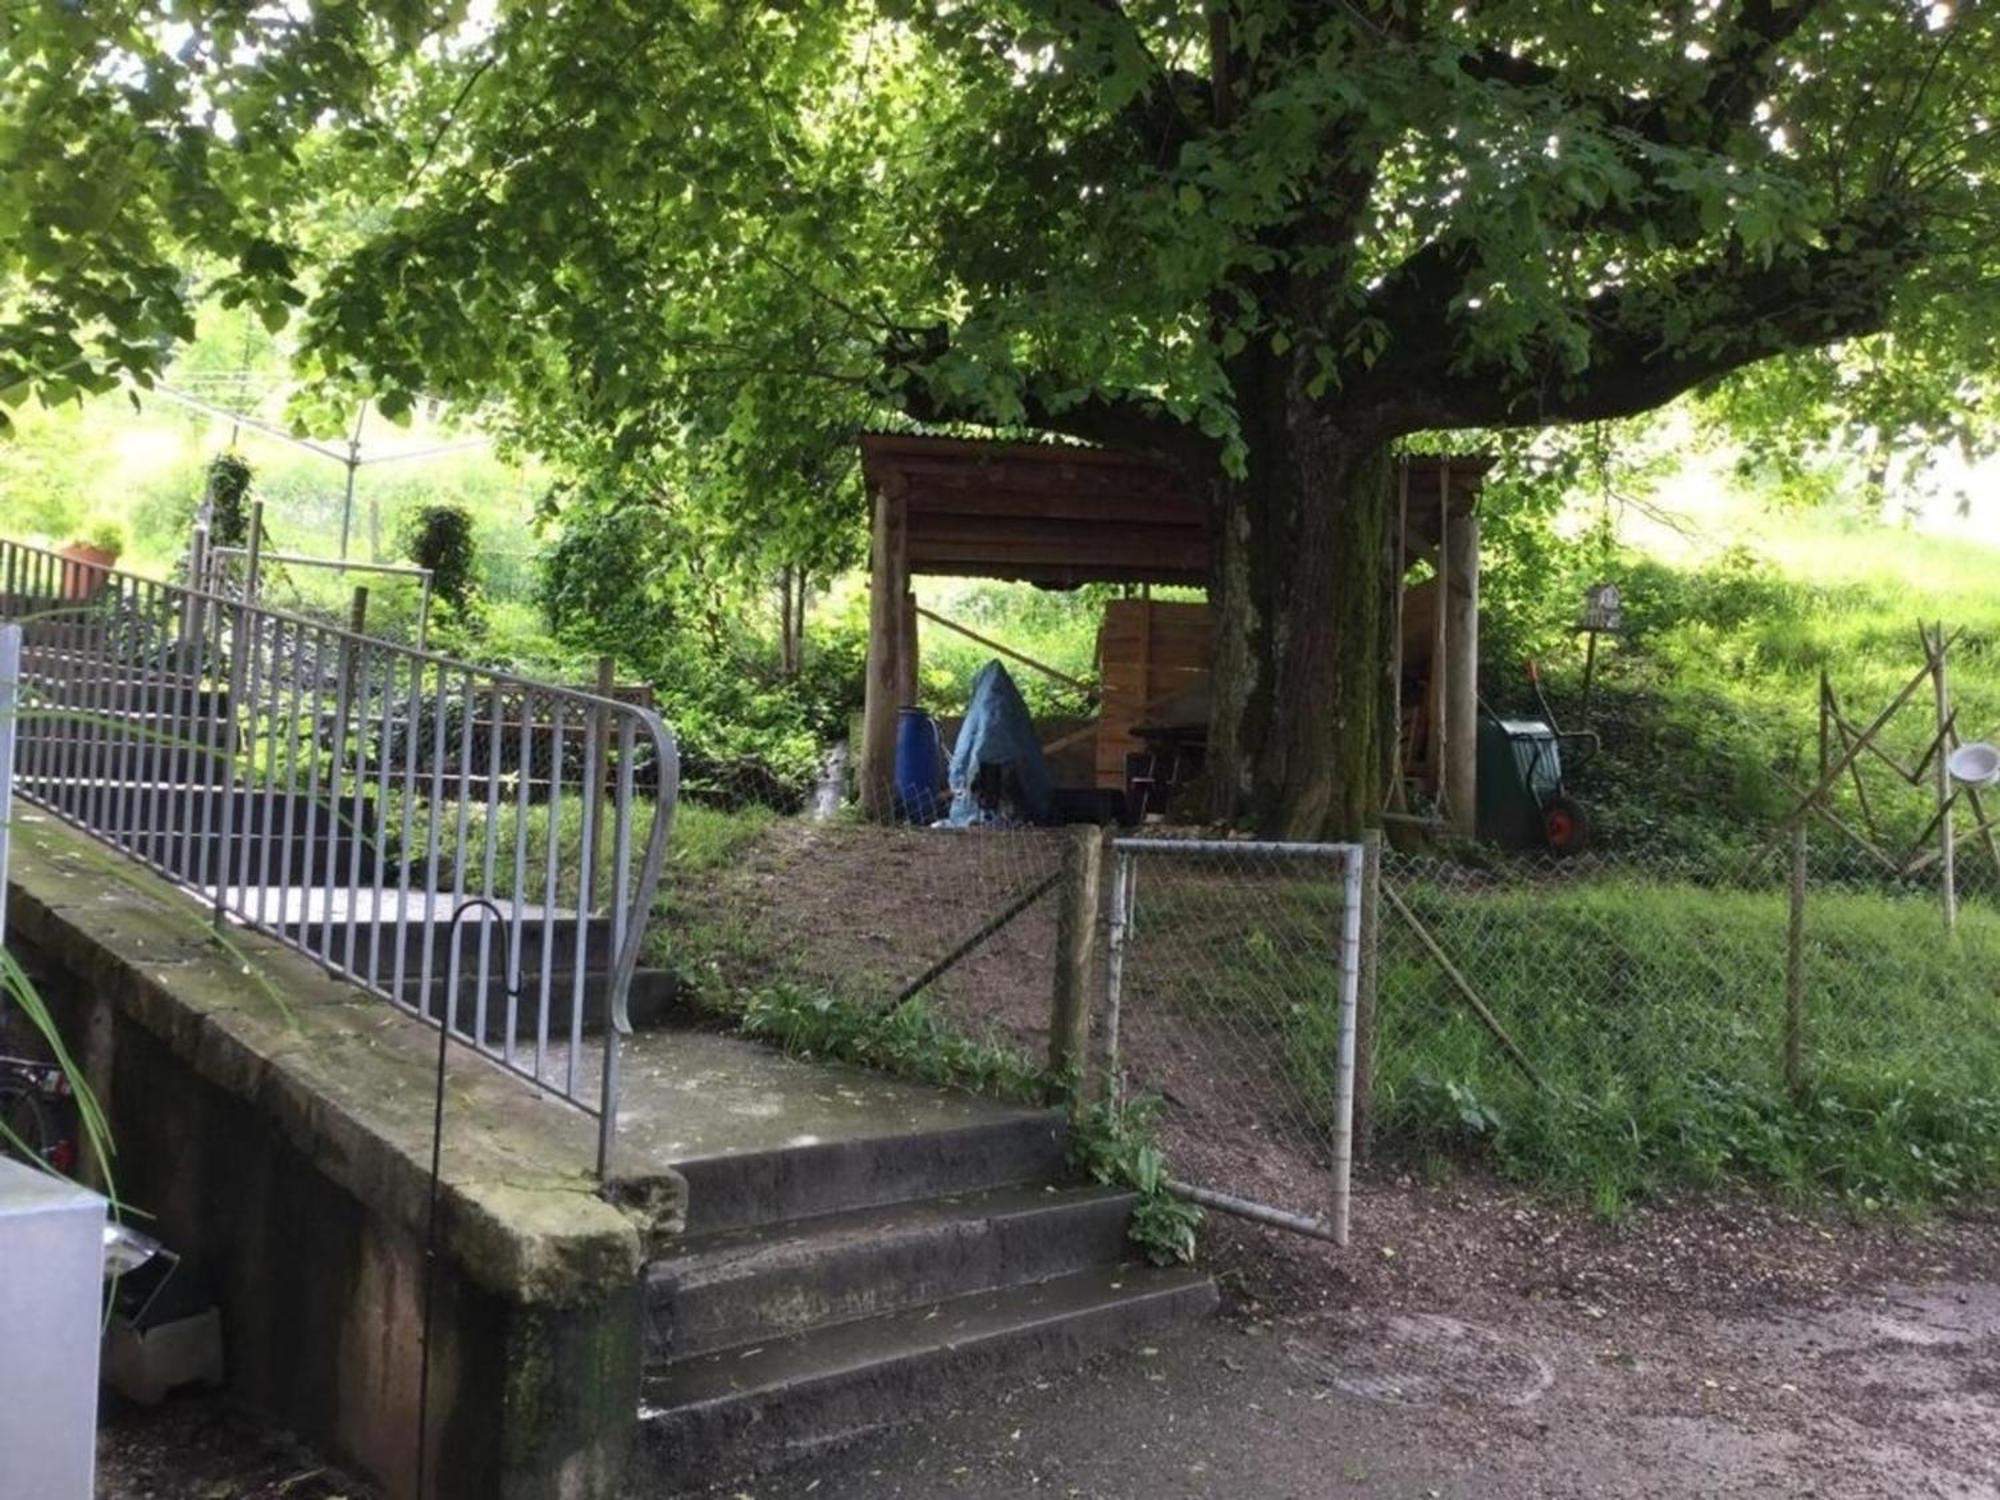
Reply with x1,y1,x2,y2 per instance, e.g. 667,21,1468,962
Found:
8,815,675,1500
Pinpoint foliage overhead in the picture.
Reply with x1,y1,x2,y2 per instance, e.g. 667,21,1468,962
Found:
5,2,1989,457
5,0,1996,828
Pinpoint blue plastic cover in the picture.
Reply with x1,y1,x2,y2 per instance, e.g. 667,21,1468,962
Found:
947,660,1054,826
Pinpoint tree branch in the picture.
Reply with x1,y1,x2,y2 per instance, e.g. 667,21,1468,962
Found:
1367,201,1923,433
1018,0,1199,160
1463,0,1826,151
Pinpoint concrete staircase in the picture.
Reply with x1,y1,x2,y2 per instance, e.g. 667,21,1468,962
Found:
619,1030,1216,1491
7,591,1219,1485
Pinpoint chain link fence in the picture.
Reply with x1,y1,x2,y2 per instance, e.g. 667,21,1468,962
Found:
1102,837,1363,1241
663,752,2000,1234
666,772,1070,1062
1368,838,2000,1211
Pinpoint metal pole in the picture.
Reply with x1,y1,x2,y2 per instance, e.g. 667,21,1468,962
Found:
1580,628,1600,727
1351,829,1382,1161
1932,622,1957,931
1102,849,1133,1102
1786,821,1807,1098
1331,844,1364,1248
183,524,210,653
338,407,364,562
212,502,261,929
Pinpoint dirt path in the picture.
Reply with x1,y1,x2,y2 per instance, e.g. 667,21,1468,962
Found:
96,1174,2000,1499
687,1179,2000,1499
687,1279,2000,1500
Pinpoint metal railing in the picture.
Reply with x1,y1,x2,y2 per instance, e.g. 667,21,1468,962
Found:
204,544,436,651
0,537,677,1177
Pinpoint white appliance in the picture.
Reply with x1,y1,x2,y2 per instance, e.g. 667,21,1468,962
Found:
0,1157,105,1500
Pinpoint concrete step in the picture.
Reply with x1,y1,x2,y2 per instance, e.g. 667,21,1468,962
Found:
633,1264,1216,1488
646,1183,1139,1363
672,1111,1069,1236
18,737,236,786
24,668,228,719
15,784,377,838
294,911,615,976
401,966,678,1043
182,833,384,887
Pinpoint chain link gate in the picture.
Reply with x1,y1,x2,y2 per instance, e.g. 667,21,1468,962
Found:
1102,838,1366,1244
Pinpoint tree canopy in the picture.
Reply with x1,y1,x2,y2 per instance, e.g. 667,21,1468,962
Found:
5,0,1995,831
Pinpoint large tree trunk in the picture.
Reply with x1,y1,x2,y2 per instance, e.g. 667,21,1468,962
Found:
1205,400,1395,840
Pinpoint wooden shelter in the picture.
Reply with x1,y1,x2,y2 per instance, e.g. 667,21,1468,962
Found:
857,431,1491,828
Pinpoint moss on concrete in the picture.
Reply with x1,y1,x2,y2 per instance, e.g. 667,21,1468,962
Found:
8,814,654,1307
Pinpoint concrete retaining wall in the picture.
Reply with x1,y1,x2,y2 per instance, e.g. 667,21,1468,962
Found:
8,814,674,1500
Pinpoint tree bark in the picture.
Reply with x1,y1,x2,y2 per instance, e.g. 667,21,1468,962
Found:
1205,399,1395,841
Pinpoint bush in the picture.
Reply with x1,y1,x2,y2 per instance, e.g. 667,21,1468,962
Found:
402,502,481,612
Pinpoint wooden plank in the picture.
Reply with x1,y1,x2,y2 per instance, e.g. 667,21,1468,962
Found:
901,485,1202,526
910,558,1209,586
860,487,907,819
915,605,1096,695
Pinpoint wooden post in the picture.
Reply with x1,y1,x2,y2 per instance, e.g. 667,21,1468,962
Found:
1049,824,1108,1104
1443,480,1479,837
1352,829,1382,1160
1430,463,1449,808
897,588,919,710
1785,820,1807,1098
859,486,908,819
1931,623,1957,931
1385,461,1409,811
340,586,370,739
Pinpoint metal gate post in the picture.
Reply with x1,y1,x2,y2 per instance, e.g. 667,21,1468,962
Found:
1330,843,1365,1247
1102,846,1134,1103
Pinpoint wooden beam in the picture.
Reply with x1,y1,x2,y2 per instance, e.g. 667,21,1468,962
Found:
860,487,907,819
897,587,919,710
915,605,1097,696
1049,826,1109,1089
1443,481,1478,837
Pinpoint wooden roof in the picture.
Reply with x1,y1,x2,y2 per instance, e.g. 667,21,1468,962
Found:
858,432,1489,588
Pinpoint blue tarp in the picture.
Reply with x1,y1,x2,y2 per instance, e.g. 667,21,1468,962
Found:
947,660,1054,826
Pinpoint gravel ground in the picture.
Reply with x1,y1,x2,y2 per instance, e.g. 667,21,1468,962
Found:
99,1172,2000,1500
97,1392,372,1500
689,1177,2000,1500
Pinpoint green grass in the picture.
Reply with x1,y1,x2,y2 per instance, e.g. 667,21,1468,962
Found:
1373,871,2000,1214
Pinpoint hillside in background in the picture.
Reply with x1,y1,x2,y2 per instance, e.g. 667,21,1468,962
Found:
5,363,1997,858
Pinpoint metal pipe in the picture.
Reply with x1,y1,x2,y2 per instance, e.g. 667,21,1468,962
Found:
1102,849,1132,1100
1111,837,1364,858
1166,1178,1337,1241
1331,845,1364,1248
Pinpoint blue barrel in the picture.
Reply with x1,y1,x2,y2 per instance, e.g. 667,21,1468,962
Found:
894,708,944,823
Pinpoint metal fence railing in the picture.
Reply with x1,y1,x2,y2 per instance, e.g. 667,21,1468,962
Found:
0,536,677,1177
1102,838,1365,1245
204,543,436,651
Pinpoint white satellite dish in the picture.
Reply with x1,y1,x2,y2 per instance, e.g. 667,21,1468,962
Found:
1947,742,2000,789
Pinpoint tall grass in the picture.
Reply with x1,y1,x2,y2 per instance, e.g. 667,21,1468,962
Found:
1373,871,2000,1214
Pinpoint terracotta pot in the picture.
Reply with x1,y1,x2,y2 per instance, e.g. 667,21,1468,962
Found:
58,543,118,601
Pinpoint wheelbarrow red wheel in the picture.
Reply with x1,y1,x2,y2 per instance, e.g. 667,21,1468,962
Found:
1543,794,1591,856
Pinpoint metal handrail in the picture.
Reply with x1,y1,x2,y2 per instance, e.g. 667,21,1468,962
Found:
0,537,677,1178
